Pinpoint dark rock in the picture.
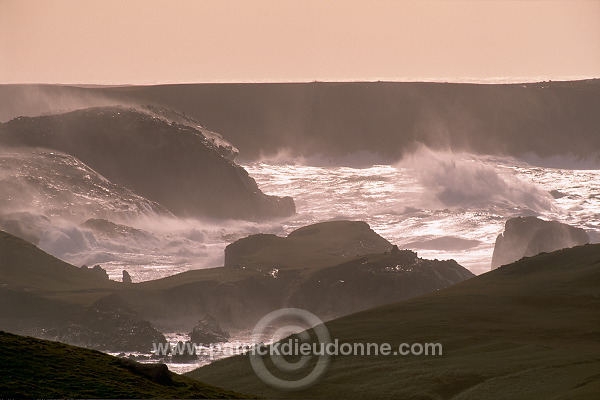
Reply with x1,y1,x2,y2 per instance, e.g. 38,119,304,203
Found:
123,270,132,284
125,223,474,330
189,315,230,345
491,217,589,269
91,265,109,280
80,264,109,281
0,107,295,220
170,341,199,363
142,105,239,161
549,190,568,199
225,220,393,269
117,358,174,385
288,250,475,320
50,294,167,352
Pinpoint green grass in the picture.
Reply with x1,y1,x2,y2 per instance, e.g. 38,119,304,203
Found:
0,331,253,399
188,244,600,399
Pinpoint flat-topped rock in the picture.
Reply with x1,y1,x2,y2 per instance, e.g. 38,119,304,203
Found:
224,220,393,269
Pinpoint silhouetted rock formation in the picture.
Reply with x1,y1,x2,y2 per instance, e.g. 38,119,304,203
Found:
0,230,165,353
123,270,133,284
491,217,589,269
124,221,474,330
0,149,170,220
49,295,167,352
0,223,473,350
0,107,295,220
142,104,239,161
117,358,174,385
224,220,393,269
189,315,230,345
79,264,110,280
170,341,200,363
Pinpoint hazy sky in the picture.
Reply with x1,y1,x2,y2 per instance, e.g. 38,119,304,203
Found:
1,0,599,84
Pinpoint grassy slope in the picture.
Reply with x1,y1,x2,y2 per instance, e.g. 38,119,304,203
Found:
0,331,251,399
0,231,119,305
188,244,600,400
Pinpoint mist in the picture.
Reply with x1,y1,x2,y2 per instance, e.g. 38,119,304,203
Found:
397,146,557,213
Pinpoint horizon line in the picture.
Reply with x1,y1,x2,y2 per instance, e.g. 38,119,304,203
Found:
1,76,599,87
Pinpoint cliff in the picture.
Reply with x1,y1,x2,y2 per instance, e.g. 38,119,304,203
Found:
0,106,295,220
2,80,598,163
491,216,589,269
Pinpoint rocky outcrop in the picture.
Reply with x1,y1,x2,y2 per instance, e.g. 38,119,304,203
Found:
288,249,474,320
142,104,239,161
0,150,170,220
170,341,199,363
127,221,475,330
117,358,174,385
80,264,110,281
225,220,393,269
491,217,589,269
0,230,165,353
122,270,133,284
189,315,230,345
49,295,167,352
0,107,295,220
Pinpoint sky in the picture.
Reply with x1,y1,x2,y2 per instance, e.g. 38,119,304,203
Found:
1,0,599,84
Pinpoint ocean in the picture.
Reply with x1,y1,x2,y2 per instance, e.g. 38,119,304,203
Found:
15,147,597,281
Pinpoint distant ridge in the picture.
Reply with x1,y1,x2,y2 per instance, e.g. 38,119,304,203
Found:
1,80,599,163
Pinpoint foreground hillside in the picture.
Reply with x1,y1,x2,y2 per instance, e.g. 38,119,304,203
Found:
0,332,249,399
189,243,600,399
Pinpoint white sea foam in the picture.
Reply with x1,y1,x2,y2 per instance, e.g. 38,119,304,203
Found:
1,147,598,278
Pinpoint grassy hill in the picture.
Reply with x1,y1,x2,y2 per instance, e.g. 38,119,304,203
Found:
0,230,119,306
0,331,250,399
188,244,600,399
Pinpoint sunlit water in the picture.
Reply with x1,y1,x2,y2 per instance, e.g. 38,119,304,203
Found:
3,149,598,280
6,148,600,372
243,154,600,275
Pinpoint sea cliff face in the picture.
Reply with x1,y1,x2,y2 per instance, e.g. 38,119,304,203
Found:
3,81,598,163
491,216,589,269
0,106,295,220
